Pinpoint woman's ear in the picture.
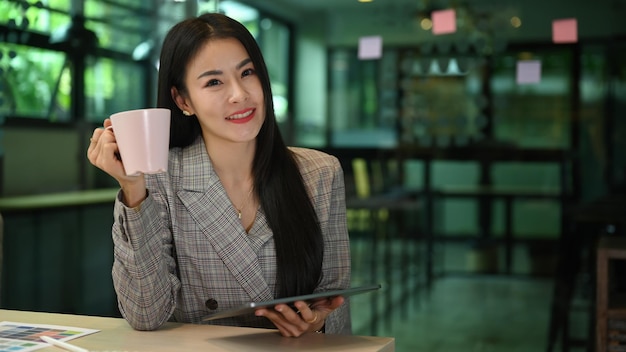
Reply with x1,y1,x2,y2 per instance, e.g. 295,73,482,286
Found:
171,86,193,115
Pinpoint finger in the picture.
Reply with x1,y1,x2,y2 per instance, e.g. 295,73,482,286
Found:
294,301,318,325
272,319,295,337
90,121,114,141
304,311,319,325
89,136,126,179
92,127,117,157
87,125,115,157
99,142,122,168
311,295,344,311
255,309,293,336
88,127,104,146
87,128,105,164
257,306,306,337
276,304,308,327
329,295,345,309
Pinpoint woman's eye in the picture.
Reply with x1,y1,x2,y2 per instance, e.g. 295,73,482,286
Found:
242,68,255,77
206,79,221,87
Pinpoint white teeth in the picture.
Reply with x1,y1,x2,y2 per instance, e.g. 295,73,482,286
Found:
226,109,253,120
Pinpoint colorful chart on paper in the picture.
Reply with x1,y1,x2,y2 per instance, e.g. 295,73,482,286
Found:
0,321,98,352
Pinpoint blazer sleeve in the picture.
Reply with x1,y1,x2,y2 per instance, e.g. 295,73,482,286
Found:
111,182,180,331
315,155,353,335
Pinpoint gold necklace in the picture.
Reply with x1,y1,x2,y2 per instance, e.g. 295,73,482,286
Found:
235,188,253,219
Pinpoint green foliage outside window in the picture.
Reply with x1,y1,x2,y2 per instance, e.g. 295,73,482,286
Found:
0,0,148,122
1,0,70,34
0,43,70,121
0,1,72,121
1,0,291,126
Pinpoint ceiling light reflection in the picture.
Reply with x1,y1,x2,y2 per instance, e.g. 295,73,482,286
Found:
420,18,433,30
510,16,522,28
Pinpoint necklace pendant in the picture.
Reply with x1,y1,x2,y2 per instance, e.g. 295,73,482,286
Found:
238,210,242,219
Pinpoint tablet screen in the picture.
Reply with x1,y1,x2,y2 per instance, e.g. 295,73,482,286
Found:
202,284,381,321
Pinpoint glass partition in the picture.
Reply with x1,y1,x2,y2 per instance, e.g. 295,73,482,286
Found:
491,49,573,148
0,44,69,121
218,1,292,139
84,1,153,54
84,58,146,122
1,0,152,122
328,48,398,148
398,52,486,147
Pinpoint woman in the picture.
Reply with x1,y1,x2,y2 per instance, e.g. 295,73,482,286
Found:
87,13,351,337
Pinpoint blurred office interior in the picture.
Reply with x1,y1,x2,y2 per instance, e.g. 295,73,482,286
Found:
1,0,626,351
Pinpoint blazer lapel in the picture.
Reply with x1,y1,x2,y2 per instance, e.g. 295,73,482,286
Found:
176,138,273,302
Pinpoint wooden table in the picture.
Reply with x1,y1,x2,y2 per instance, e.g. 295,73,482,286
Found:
0,309,395,351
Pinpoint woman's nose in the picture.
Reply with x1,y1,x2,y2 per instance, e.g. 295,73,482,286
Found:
228,81,249,103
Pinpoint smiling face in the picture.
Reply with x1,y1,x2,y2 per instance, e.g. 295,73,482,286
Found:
173,37,265,148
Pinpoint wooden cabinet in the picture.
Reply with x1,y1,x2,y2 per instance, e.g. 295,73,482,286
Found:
0,189,120,317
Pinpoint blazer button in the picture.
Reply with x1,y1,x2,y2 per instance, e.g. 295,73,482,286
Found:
205,298,218,310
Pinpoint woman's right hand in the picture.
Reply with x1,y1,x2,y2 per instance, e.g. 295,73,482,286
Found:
87,118,147,207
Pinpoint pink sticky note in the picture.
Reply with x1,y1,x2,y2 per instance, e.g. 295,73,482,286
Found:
516,60,541,84
358,36,383,60
552,18,578,43
432,9,456,35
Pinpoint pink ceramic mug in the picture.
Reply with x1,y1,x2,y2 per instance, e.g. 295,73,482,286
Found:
109,108,171,176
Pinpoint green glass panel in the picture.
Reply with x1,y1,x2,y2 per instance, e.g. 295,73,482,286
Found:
491,50,572,148
85,58,147,122
0,0,70,34
0,43,70,121
84,0,152,53
328,49,397,148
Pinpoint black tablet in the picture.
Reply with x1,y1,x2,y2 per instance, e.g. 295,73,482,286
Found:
201,284,381,321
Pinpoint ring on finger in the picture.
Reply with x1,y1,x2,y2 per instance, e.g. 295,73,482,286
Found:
305,311,318,324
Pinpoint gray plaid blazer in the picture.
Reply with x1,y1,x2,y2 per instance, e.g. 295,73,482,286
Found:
111,137,352,334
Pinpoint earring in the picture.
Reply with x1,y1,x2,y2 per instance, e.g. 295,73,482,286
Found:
182,110,192,116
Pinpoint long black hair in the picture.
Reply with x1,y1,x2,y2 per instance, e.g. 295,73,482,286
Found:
156,13,323,299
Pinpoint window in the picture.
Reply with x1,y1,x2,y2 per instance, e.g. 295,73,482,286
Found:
219,1,292,140
1,1,72,121
491,49,573,148
1,0,293,128
397,51,485,148
0,0,156,123
328,48,398,148
0,43,69,121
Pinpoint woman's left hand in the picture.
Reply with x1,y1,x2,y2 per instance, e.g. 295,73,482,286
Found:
255,296,344,337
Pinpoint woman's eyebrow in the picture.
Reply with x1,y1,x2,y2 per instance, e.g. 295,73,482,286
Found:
236,58,252,69
197,69,221,79
196,58,252,80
